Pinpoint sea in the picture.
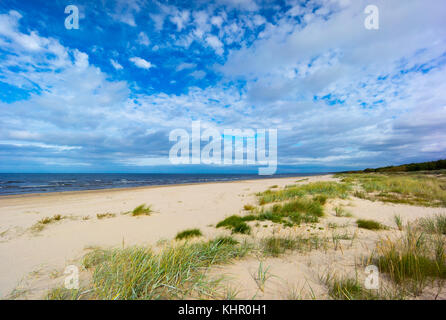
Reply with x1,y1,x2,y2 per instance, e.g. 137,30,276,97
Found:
0,173,318,196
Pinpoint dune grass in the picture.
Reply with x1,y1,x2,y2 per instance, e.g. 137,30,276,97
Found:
175,228,202,240
79,237,250,300
357,219,387,230
217,197,325,233
339,173,446,207
261,234,327,257
243,204,255,211
132,204,152,216
417,214,446,235
96,213,116,219
324,275,380,300
257,181,351,205
334,206,353,217
216,215,251,234
31,214,65,232
370,226,446,296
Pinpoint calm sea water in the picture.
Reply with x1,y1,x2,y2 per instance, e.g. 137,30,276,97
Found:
0,173,315,196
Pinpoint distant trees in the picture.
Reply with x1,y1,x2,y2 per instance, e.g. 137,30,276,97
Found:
359,159,446,173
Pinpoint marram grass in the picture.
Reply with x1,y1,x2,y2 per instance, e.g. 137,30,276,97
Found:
80,237,250,300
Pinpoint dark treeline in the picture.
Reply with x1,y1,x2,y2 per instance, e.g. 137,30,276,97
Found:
344,159,446,173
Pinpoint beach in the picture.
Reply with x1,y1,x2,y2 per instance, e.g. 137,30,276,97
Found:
0,174,444,299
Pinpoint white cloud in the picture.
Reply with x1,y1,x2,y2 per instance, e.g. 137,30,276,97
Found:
170,9,190,31
190,70,206,79
137,31,150,46
176,62,196,71
205,35,224,55
129,57,154,69
110,59,123,70
211,16,224,28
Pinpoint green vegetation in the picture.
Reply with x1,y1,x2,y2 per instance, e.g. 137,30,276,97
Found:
132,204,152,216
252,262,271,292
394,214,403,231
334,206,353,217
417,214,446,235
216,215,251,234
257,181,351,205
175,228,203,240
261,234,327,257
31,214,65,232
348,159,446,173
370,226,446,296
325,275,380,300
339,173,446,207
243,204,255,211
80,237,250,299
96,213,116,219
357,219,387,230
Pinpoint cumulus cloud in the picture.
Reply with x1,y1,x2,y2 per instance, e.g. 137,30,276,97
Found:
176,62,197,71
129,57,154,69
205,35,224,55
110,59,123,70
137,31,150,46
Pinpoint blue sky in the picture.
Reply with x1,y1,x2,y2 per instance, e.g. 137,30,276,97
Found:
0,0,445,173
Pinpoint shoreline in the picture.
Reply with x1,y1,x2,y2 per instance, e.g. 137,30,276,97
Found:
0,174,325,200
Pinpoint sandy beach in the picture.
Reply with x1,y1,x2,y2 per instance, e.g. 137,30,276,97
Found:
1,174,444,299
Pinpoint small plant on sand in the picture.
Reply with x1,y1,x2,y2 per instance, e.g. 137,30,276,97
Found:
175,228,202,240
31,214,66,232
357,219,387,230
417,214,446,235
216,215,251,234
334,206,352,217
324,274,379,300
96,213,116,219
252,262,271,292
394,214,403,231
261,234,326,257
132,204,152,216
243,204,255,211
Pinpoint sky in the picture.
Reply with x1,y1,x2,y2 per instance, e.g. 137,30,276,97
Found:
0,0,445,173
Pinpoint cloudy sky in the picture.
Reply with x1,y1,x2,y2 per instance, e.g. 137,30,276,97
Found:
0,0,445,173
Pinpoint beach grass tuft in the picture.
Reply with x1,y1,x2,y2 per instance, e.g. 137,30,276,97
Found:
80,237,250,299
370,226,446,296
96,213,116,219
132,204,152,216
31,214,66,232
216,215,251,234
175,228,202,240
357,219,387,230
